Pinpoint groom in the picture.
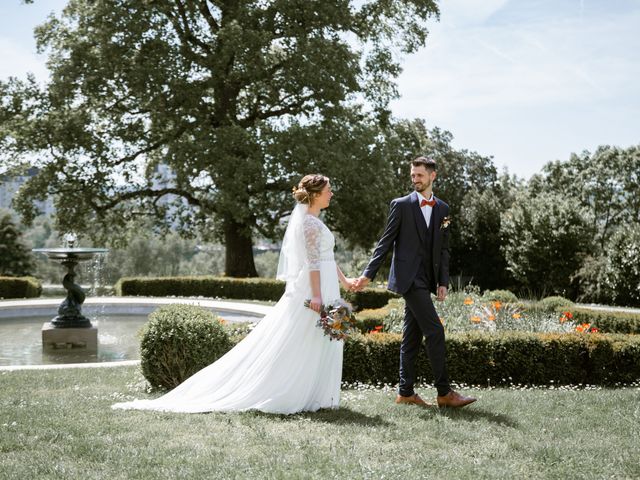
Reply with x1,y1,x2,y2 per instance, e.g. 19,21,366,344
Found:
354,157,476,408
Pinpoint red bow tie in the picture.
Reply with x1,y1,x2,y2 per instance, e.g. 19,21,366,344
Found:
420,198,436,208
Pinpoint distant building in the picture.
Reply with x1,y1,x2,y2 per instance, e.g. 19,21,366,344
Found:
0,167,55,216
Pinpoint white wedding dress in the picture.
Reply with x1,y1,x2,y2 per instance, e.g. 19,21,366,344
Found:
112,204,343,414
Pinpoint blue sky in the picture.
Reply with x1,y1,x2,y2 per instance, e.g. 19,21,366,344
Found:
1,0,638,180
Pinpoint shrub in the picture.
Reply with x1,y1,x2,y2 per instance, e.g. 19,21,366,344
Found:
343,331,640,386
355,307,389,333
140,304,232,390
116,276,396,311
343,288,399,311
482,289,518,303
116,276,285,301
0,276,42,299
536,296,574,312
570,308,640,335
142,316,640,387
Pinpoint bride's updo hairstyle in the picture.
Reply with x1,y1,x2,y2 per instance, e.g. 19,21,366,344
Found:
292,174,329,205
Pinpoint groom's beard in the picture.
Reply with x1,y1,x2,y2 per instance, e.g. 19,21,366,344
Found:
413,181,431,193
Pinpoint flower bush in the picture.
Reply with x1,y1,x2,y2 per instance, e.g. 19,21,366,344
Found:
357,289,591,335
441,292,578,333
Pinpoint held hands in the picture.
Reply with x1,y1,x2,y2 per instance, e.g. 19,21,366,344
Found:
436,285,448,302
341,277,357,291
351,276,370,292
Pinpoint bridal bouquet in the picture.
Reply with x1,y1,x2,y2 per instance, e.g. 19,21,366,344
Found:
304,299,357,341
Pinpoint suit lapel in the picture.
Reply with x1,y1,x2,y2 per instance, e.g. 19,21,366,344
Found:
411,192,426,244
431,197,441,251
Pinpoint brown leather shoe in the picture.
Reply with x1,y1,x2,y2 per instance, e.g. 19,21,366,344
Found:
437,390,477,408
395,393,434,407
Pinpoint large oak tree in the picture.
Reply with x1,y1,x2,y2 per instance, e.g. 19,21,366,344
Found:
0,0,439,276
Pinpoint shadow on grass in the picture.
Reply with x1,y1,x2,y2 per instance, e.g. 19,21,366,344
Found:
252,407,392,427
427,406,519,428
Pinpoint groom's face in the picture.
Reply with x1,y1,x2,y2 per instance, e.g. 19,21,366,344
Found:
410,165,436,193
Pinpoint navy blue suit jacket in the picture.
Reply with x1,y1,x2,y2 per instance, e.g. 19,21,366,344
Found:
363,191,450,295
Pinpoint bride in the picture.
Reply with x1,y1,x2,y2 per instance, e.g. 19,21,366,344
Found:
112,174,355,414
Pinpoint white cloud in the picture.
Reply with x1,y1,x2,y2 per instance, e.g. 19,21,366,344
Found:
439,0,511,27
390,1,640,178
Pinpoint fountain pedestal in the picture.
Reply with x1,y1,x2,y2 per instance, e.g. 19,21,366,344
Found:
33,246,108,351
41,323,98,350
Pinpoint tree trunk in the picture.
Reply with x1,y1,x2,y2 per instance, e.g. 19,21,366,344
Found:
223,217,258,277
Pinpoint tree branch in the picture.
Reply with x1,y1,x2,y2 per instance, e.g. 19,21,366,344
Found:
100,187,205,211
112,124,189,167
193,0,220,33
238,94,313,127
157,3,211,67
175,0,214,55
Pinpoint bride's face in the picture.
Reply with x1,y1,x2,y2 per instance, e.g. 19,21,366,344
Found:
314,181,333,209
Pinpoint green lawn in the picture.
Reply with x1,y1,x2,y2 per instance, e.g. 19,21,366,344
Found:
1,366,638,479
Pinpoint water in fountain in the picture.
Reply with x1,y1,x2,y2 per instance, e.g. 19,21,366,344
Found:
63,231,78,249
0,306,262,366
1,233,268,366
80,251,110,319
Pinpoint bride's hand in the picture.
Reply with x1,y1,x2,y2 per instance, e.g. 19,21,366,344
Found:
342,278,356,291
309,296,323,313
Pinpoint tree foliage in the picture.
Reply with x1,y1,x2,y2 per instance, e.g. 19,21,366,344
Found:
500,192,595,298
529,145,640,248
527,144,640,302
0,210,36,276
602,226,640,307
575,224,640,307
0,0,439,276
456,182,513,289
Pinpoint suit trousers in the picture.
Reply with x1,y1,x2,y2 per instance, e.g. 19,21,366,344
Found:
399,283,451,397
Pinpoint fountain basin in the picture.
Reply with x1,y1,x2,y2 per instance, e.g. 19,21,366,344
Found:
32,247,109,261
0,296,272,318
0,297,270,368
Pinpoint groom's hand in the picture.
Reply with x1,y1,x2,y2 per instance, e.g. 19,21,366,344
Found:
436,285,448,302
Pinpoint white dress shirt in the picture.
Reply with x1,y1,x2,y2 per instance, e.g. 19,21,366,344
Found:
417,192,434,228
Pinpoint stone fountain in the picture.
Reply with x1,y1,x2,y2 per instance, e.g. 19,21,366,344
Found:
33,233,108,351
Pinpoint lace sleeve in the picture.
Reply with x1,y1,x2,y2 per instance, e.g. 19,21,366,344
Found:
303,215,322,271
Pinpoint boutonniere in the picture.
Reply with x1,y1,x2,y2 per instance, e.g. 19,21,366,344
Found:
440,216,451,230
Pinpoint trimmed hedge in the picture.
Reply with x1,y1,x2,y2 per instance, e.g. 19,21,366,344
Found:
343,288,399,312
343,331,640,386
140,304,232,390
0,276,42,299
355,307,389,332
115,275,395,311
569,307,640,335
116,276,286,302
144,314,640,389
